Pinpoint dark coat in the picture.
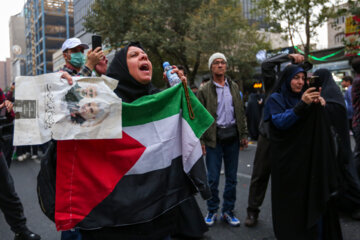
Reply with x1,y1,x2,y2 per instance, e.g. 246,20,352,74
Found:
246,93,264,140
267,66,342,240
315,69,360,210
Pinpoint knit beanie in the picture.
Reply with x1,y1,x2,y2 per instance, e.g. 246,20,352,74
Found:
208,52,227,70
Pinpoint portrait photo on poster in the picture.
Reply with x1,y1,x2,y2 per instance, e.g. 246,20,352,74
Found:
13,73,122,146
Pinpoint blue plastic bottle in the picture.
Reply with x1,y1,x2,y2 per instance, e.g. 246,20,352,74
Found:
163,62,181,87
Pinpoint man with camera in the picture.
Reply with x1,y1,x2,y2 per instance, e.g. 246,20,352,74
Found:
197,52,248,227
244,53,307,227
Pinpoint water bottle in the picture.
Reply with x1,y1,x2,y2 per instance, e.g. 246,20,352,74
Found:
163,62,181,87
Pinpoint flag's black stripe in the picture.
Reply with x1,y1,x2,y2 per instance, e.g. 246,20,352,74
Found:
78,156,196,229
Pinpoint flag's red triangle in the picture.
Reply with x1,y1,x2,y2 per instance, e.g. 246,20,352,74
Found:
55,131,146,230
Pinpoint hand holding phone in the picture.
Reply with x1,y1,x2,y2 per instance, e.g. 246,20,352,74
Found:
86,36,104,70
92,35,102,50
308,75,322,91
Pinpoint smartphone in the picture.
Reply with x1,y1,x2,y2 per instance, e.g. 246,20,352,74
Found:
308,75,322,91
92,35,102,50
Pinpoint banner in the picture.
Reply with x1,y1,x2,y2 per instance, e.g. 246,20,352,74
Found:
345,15,360,57
13,73,122,145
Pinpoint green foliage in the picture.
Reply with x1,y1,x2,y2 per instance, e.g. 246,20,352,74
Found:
336,1,360,17
84,0,268,87
255,0,340,60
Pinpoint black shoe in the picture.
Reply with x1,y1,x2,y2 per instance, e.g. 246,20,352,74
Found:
14,230,41,240
244,212,258,227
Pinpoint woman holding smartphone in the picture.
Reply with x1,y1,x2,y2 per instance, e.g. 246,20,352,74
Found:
264,65,343,240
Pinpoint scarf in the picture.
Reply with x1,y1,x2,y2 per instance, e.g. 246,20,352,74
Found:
106,42,158,103
264,65,306,120
314,68,345,109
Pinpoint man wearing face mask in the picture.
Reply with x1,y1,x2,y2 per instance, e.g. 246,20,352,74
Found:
58,37,103,240
61,38,104,77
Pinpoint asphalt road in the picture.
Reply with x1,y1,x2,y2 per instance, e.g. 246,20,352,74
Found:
0,141,359,240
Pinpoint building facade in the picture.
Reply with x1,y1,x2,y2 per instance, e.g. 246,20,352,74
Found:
328,15,346,48
0,59,12,90
240,0,268,29
258,29,288,50
74,0,94,46
24,0,74,75
9,12,27,82
327,3,348,49
52,48,65,72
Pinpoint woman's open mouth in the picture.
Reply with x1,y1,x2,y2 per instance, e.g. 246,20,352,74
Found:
139,63,150,71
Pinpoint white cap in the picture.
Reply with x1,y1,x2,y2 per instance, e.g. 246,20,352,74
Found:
208,52,227,70
61,38,89,52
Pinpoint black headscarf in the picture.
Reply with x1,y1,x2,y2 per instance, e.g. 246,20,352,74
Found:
315,69,360,208
106,42,159,103
267,67,343,239
272,64,306,93
314,69,345,109
264,64,306,121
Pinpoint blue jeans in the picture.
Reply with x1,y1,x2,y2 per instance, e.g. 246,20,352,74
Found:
205,138,240,213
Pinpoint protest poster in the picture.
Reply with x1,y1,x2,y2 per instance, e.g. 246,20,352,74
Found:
13,73,122,145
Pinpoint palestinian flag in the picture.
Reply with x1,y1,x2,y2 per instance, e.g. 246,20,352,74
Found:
55,84,213,231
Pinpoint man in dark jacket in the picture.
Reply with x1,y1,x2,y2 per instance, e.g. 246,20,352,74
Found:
244,53,305,227
197,52,248,227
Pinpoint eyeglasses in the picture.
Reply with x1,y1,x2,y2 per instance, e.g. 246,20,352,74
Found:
293,75,306,81
213,61,226,65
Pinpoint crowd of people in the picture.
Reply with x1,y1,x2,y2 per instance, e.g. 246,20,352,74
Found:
0,36,359,240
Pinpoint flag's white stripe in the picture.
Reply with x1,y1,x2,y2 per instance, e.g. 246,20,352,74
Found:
124,114,182,175
123,113,201,175
183,139,202,173
181,118,203,173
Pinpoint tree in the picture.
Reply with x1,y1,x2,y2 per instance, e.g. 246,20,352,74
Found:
336,0,360,17
84,0,268,87
256,0,340,60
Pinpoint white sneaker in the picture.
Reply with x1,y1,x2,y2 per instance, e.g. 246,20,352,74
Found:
204,211,218,227
221,211,240,227
17,154,26,162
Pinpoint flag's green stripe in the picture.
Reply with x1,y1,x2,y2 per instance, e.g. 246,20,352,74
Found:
180,89,214,139
122,84,182,126
122,84,214,138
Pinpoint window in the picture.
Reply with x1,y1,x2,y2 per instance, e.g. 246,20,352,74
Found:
335,33,345,44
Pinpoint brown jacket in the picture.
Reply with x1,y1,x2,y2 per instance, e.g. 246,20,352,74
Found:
197,78,247,148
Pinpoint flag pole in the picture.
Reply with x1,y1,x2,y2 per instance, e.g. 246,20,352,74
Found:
181,80,195,120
